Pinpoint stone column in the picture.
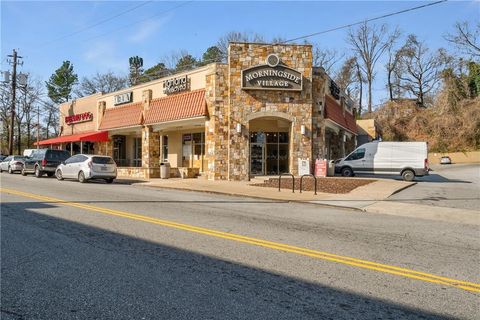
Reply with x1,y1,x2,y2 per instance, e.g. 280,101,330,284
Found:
97,101,106,130
142,126,160,179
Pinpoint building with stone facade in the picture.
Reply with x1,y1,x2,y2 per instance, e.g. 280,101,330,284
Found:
36,43,358,180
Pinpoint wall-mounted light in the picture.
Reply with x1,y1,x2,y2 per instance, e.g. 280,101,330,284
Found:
300,125,306,135
236,123,242,134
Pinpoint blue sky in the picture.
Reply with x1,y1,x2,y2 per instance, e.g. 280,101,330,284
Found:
1,1,478,104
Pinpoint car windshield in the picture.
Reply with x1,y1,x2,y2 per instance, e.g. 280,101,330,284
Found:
13,156,25,160
92,157,114,164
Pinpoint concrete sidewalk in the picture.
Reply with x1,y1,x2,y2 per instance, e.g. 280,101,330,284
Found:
130,176,413,208
123,176,479,225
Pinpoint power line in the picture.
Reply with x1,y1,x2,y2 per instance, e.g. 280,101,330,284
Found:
38,1,153,47
282,0,448,43
82,1,194,43
146,1,448,78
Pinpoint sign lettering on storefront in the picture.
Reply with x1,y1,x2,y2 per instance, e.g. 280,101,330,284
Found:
241,54,303,91
65,112,93,125
163,75,189,94
113,92,133,106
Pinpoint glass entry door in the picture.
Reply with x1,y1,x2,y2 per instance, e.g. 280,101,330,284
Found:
250,144,264,175
250,132,289,176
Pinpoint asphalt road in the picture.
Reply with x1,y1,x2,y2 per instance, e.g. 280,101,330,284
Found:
1,173,479,319
389,164,480,210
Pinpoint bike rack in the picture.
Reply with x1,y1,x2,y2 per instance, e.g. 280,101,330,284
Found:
300,174,317,195
279,173,295,193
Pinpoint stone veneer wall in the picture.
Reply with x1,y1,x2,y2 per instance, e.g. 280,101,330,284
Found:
228,43,313,180
205,64,229,180
117,167,148,179
312,75,327,161
142,126,160,179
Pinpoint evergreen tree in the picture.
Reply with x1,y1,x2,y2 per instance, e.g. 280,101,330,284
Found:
45,61,78,104
129,56,144,86
175,55,197,72
199,46,223,66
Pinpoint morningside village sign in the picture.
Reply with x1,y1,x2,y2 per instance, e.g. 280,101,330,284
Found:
241,54,303,91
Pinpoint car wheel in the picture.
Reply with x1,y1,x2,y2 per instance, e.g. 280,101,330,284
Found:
402,169,415,182
8,166,13,174
0,167,3,173
105,178,114,184
341,167,354,177
35,166,43,178
78,171,86,183
21,168,27,176
56,169,64,180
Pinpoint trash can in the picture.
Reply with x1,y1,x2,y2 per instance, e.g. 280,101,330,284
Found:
160,162,170,179
327,160,335,177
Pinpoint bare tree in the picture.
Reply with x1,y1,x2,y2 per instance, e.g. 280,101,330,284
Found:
334,56,365,114
21,76,44,148
216,31,265,60
348,22,400,113
75,72,128,97
312,47,344,73
385,33,405,101
445,21,480,58
0,82,11,153
396,35,449,107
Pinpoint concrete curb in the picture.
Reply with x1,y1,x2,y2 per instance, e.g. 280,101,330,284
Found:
133,183,364,212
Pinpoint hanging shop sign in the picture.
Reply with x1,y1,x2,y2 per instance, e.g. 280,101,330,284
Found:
241,54,303,91
113,92,133,106
65,112,93,125
163,75,189,94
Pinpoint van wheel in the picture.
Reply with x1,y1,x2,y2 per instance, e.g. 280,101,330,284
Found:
341,167,354,177
35,166,43,178
402,169,415,181
78,171,86,183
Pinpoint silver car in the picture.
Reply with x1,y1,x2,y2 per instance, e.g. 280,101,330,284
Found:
56,154,117,183
0,155,25,174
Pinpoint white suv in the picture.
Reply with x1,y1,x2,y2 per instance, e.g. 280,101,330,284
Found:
56,154,117,183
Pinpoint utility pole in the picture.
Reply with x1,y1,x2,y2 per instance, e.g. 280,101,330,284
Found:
36,104,40,149
7,49,22,155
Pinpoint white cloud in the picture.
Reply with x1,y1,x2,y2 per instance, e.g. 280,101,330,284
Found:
83,41,126,72
128,17,169,43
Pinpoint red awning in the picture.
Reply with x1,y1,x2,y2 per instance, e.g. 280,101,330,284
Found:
34,131,109,146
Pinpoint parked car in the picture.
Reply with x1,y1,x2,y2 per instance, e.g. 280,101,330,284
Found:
22,149,71,177
335,141,429,181
0,155,6,161
55,154,117,183
23,148,36,157
0,155,26,174
440,155,452,165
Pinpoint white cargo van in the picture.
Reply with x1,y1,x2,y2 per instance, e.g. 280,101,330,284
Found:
335,141,429,181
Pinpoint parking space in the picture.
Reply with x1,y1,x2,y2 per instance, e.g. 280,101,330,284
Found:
388,164,480,210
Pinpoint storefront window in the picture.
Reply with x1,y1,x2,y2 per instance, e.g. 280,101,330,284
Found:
133,138,142,167
113,135,126,167
182,132,205,171
162,135,168,162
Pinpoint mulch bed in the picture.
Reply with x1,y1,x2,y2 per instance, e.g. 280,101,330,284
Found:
250,177,376,194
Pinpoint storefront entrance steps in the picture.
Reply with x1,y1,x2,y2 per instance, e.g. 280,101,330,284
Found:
132,177,415,211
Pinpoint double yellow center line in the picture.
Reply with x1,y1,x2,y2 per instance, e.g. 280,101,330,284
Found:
2,187,479,293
